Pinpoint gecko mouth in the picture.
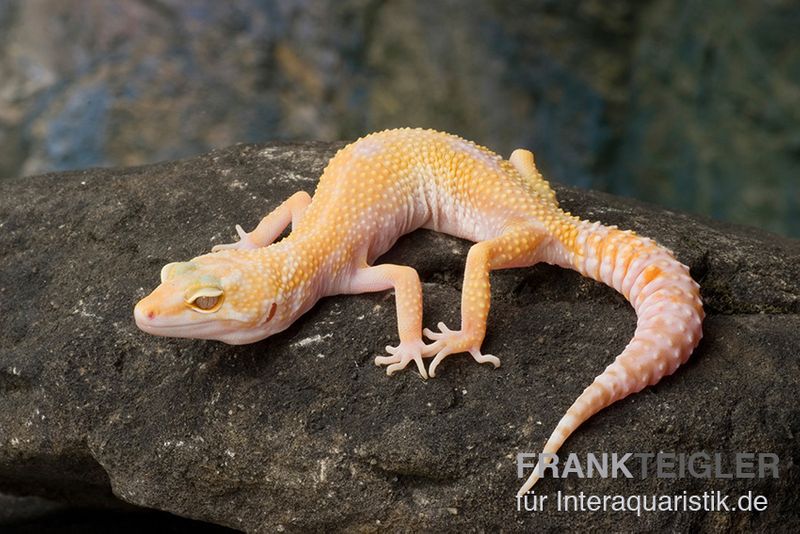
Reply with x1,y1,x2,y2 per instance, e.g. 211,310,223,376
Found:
134,302,236,338
135,314,220,337
133,302,271,344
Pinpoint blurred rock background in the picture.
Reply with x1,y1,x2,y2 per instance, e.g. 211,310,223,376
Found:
0,0,798,236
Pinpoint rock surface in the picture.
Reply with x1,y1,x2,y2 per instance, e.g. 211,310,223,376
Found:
1,142,799,532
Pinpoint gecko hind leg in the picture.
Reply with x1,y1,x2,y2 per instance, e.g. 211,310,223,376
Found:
212,191,311,252
344,263,435,379
423,222,546,377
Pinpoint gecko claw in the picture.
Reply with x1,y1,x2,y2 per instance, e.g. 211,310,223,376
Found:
375,339,432,379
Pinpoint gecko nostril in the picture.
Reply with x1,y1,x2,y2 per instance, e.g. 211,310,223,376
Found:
134,301,157,325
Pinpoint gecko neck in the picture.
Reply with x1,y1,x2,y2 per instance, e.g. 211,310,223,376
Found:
265,229,356,309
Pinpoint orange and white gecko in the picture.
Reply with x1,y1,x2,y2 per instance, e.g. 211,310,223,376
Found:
134,128,704,495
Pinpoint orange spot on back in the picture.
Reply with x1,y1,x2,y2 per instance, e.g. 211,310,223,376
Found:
642,265,662,284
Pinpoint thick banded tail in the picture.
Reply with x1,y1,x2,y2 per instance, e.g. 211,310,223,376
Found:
518,215,704,495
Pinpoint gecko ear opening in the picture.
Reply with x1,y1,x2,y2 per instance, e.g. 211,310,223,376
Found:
265,302,277,323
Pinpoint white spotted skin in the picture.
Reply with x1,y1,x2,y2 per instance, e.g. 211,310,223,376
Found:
134,128,704,496
290,129,554,274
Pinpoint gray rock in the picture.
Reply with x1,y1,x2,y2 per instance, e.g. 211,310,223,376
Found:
1,142,798,532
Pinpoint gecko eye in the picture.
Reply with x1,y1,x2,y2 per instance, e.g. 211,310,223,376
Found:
186,288,224,313
193,295,220,310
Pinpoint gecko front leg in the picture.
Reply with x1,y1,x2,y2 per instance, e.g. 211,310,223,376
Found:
212,191,311,252
424,223,546,377
344,263,434,379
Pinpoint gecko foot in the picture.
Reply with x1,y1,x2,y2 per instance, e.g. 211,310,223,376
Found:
375,339,433,379
211,225,259,252
423,322,501,377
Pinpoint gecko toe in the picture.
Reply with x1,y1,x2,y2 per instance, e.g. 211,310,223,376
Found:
211,242,237,253
423,325,502,376
386,362,404,375
375,339,431,379
423,322,452,341
469,348,501,367
413,356,429,379
212,224,258,252
428,348,453,378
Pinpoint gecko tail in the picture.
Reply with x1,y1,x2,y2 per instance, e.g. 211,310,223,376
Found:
519,217,704,495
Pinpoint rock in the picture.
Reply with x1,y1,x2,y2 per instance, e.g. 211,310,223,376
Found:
0,493,236,533
0,493,65,524
1,142,798,532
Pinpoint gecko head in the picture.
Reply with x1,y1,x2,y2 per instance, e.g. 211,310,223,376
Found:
134,251,290,345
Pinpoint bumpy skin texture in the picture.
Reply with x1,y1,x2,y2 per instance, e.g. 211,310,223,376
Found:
134,128,704,495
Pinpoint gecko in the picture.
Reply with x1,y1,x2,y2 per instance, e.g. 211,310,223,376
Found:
133,128,704,495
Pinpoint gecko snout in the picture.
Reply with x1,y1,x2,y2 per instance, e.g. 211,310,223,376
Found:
133,299,160,330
